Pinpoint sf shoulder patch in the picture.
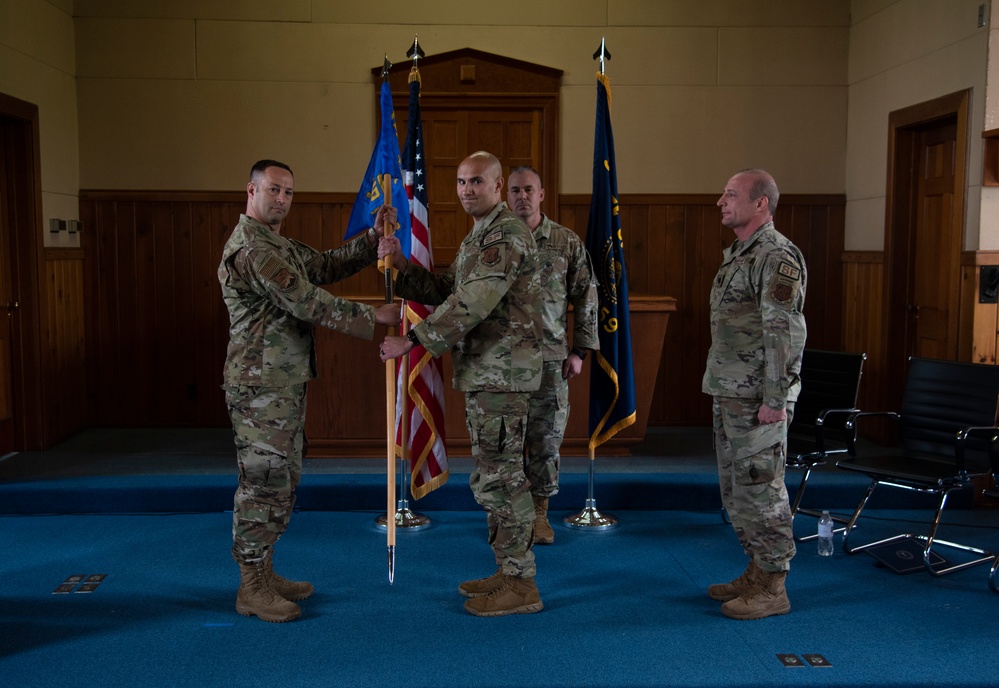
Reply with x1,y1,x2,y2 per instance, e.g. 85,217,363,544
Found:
777,261,800,281
769,261,801,306
480,230,505,266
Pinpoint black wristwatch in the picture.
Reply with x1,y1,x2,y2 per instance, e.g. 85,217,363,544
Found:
571,347,587,360
407,329,421,346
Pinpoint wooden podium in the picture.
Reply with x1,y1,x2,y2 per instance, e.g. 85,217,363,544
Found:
304,295,676,458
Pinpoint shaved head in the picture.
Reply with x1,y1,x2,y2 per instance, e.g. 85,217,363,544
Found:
456,151,504,221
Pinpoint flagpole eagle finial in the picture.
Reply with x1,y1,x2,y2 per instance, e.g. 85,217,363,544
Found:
592,37,611,74
381,54,393,79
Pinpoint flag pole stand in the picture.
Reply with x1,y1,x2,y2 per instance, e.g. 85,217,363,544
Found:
376,457,431,530
564,447,618,529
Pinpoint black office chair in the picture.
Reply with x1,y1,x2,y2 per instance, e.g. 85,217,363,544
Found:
787,349,866,541
836,357,999,577
984,481,999,592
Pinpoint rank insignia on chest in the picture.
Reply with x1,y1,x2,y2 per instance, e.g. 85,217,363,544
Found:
778,261,800,281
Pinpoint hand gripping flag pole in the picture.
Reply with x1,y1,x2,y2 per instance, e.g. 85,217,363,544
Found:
566,38,637,530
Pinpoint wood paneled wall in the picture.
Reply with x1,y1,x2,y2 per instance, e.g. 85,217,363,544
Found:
960,251,999,365
841,251,885,412
40,249,87,443
840,250,999,419
79,190,847,436
561,193,846,426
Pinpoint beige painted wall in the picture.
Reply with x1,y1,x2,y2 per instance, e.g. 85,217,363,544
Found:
67,0,849,197
0,0,79,248
846,0,991,251
13,1,997,253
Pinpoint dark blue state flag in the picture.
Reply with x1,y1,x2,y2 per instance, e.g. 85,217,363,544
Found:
344,80,411,256
585,73,636,451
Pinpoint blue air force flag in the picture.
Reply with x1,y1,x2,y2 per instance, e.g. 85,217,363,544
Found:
344,80,411,256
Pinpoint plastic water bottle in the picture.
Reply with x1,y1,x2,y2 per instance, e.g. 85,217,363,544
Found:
817,510,834,556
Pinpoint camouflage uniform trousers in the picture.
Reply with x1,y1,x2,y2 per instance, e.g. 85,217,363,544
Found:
466,390,537,579
712,397,796,573
223,383,306,565
525,360,570,498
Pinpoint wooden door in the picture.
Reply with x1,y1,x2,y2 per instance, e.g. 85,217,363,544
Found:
910,120,960,359
0,124,15,452
402,107,545,264
882,90,969,413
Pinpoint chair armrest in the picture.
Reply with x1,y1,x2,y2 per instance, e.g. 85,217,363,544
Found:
955,425,999,476
814,407,860,454
843,411,901,456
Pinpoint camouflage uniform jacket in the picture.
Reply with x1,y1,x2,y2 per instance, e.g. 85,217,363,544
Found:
394,202,543,393
701,221,807,410
218,214,377,386
533,215,600,362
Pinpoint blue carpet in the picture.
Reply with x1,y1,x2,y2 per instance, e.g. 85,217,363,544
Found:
0,469,945,515
3,509,998,688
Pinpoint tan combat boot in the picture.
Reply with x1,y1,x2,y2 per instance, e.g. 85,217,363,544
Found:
533,495,555,545
721,569,791,620
707,558,760,601
235,561,302,623
463,574,544,617
458,567,505,598
263,553,314,601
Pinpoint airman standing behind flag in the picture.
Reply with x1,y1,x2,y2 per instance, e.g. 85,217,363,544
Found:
703,168,807,620
507,166,599,544
377,151,545,617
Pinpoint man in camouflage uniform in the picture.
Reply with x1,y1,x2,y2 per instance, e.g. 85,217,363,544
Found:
702,169,807,620
378,151,544,617
507,166,599,544
218,159,399,623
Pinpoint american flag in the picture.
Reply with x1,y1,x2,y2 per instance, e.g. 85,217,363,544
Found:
396,70,449,499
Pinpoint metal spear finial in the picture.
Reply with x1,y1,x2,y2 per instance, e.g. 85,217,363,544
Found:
407,36,425,67
592,37,611,75
381,54,393,79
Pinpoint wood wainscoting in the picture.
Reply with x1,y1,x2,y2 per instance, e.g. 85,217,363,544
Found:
842,251,885,412
41,249,87,444
840,249,999,445
79,190,846,455
960,250,999,365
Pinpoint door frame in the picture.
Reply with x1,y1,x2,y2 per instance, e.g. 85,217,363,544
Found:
881,89,970,409
379,49,562,226
0,92,45,451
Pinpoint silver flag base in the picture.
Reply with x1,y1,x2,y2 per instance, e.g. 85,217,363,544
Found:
564,498,618,529
375,505,431,530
